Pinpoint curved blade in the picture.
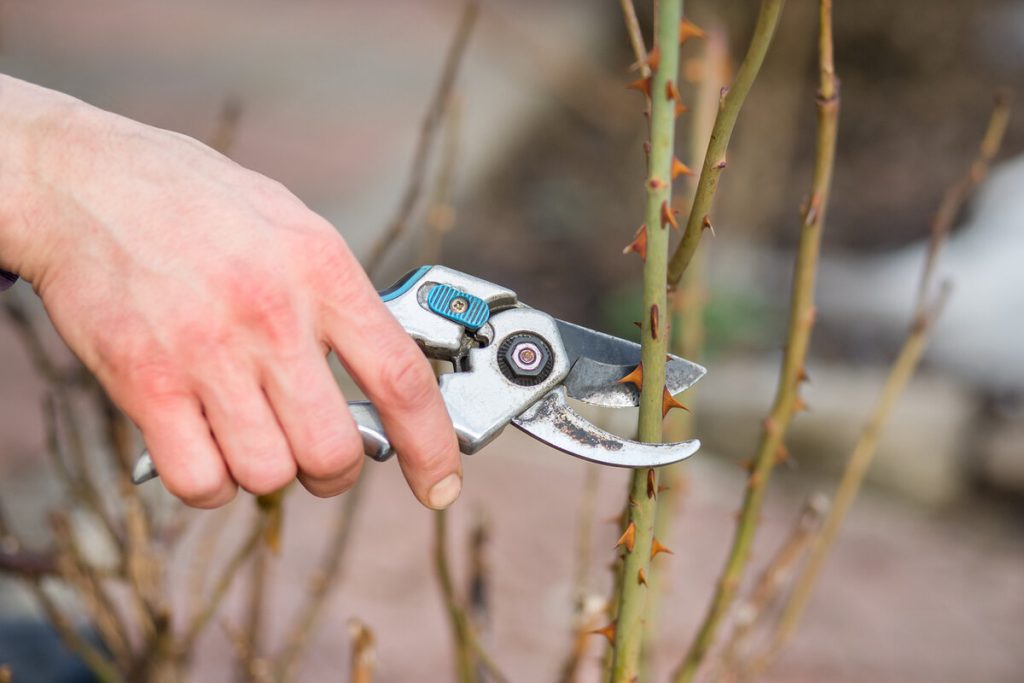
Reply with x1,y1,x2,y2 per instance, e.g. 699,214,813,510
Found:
512,387,701,467
556,319,705,407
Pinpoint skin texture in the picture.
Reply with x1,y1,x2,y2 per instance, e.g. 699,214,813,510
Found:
0,75,462,509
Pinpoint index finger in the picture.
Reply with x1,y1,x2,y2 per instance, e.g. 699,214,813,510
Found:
315,249,462,510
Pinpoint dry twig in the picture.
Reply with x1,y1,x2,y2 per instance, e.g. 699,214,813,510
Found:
365,0,480,276
758,89,1012,676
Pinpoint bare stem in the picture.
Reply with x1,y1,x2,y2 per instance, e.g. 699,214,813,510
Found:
274,481,365,682
365,0,479,276
672,2,838,679
610,1,683,681
765,88,1012,673
666,0,786,286
348,619,377,683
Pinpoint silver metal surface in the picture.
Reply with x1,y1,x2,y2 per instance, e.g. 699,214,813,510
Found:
512,386,701,467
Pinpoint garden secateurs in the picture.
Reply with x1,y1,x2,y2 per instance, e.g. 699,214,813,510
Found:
132,265,706,484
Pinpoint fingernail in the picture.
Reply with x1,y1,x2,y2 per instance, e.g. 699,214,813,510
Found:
427,472,462,510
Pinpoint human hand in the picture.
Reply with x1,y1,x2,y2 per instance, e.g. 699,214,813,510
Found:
0,76,462,509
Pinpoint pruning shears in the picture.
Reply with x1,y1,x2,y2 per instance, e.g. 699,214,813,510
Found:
132,265,706,485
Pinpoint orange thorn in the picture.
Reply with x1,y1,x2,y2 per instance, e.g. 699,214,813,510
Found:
666,80,680,102
638,568,648,586
622,224,648,262
702,215,716,236
627,76,652,98
646,46,661,72
775,443,790,465
618,363,644,390
647,468,657,499
616,522,637,553
675,101,690,117
590,622,617,643
651,537,674,559
793,396,809,413
679,18,706,44
650,304,660,340
660,200,679,230
798,367,811,383
672,157,694,180
662,388,689,417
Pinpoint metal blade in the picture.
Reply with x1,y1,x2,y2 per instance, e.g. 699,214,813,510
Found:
556,319,705,407
512,387,701,467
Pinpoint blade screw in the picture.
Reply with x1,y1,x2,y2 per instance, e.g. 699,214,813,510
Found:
499,333,553,385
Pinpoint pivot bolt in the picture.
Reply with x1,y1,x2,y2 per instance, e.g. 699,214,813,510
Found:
499,333,553,385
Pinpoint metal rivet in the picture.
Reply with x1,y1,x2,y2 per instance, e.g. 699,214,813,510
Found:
450,297,469,314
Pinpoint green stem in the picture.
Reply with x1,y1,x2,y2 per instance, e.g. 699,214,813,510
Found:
609,1,683,681
666,0,785,286
672,1,837,679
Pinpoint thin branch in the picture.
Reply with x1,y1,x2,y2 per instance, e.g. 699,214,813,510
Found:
672,2,837,679
348,619,377,683
179,509,268,654
916,89,1011,310
433,509,509,683
721,495,828,674
764,90,1013,674
610,1,684,681
666,0,786,286
364,0,480,276
29,579,124,683
619,0,651,79
274,481,365,682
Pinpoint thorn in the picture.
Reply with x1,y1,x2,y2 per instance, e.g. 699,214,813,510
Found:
622,225,648,261
662,388,689,417
647,468,657,499
738,458,753,472
648,178,666,191
590,622,616,643
775,443,790,465
666,80,680,102
632,321,642,329
679,18,706,44
793,396,809,413
672,157,694,180
616,522,637,553
650,304,660,340
798,367,811,384
638,568,648,586
618,363,644,390
651,537,674,559
627,76,652,98
675,101,690,117
702,215,716,236
749,471,764,489
660,200,679,229
645,46,661,72
657,483,671,494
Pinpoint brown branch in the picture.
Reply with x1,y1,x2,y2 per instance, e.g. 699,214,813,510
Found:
179,507,268,654
208,97,243,157
720,495,828,676
364,0,480,276
672,1,837,679
274,481,365,682
619,0,651,79
348,619,377,683
762,92,1012,675
916,89,1011,310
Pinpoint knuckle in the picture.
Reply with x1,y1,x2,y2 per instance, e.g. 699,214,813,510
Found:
300,461,362,499
165,464,234,509
375,347,437,409
297,428,363,480
233,451,296,496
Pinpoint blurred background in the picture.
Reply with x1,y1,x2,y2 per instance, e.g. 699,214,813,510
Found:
1,0,1022,681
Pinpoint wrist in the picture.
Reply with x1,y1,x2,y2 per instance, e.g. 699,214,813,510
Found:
0,74,95,283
